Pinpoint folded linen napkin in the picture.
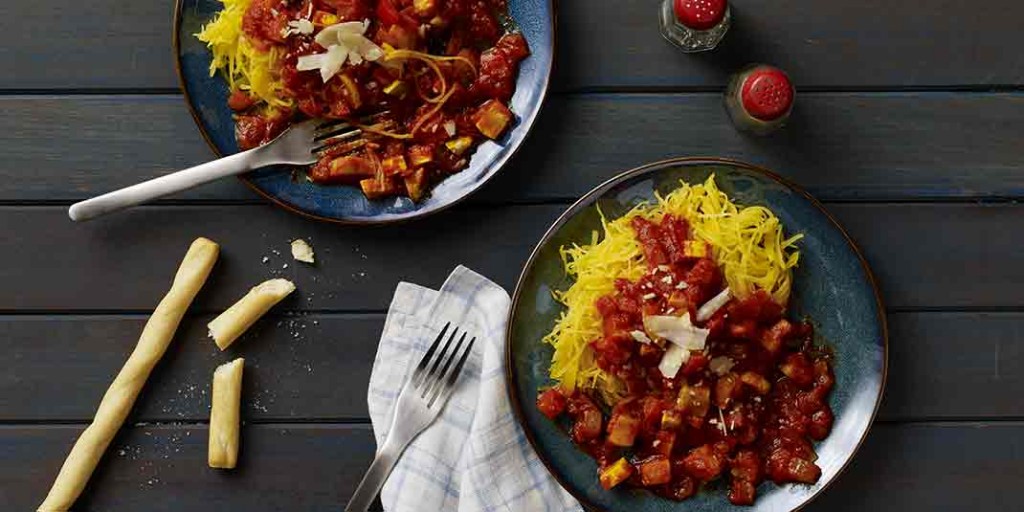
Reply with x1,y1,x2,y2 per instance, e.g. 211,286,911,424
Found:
367,266,582,512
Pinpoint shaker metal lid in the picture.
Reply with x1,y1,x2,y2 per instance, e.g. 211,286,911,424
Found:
740,66,795,121
673,0,728,30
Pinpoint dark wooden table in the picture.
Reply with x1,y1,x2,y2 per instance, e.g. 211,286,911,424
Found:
3,0,1023,510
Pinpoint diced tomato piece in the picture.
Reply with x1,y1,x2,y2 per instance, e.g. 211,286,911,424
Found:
227,90,256,111
813,358,835,393
766,448,821,484
730,450,762,482
599,457,634,490
780,353,815,388
681,444,725,481
652,430,676,457
740,371,771,395
637,455,672,486
661,409,683,431
640,397,667,436
659,473,697,501
809,406,834,441
729,480,757,506
728,319,758,340
326,0,370,21
536,388,567,420
572,407,603,443
376,0,402,25
761,318,793,355
680,351,708,377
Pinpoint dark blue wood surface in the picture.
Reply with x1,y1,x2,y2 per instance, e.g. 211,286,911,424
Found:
2,0,1022,510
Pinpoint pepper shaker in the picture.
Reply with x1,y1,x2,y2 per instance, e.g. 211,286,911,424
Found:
660,0,730,52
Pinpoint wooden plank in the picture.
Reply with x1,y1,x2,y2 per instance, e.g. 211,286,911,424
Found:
0,314,383,423
0,204,1020,312
2,93,1024,203
3,424,378,512
1,312,1021,422
3,422,1023,511
3,1,1024,90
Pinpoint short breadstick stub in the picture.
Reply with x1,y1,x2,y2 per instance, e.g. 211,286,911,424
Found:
209,358,244,469
208,279,296,350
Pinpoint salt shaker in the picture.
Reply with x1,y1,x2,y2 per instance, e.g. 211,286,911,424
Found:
660,0,730,52
724,65,795,135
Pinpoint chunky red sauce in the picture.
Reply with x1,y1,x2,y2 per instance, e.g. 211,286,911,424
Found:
232,0,529,201
537,214,834,506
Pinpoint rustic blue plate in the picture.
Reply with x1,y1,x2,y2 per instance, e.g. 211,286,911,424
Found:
507,158,887,512
174,0,554,224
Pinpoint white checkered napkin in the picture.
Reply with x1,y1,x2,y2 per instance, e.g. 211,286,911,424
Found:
367,266,582,512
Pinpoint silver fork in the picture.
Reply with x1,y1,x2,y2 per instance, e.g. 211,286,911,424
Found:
345,322,476,512
67,112,389,222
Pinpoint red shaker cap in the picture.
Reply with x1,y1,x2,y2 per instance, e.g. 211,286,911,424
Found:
740,66,794,121
673,0,728,31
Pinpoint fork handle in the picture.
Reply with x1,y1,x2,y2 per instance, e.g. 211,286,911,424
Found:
344,434,410,512
68,148,261,222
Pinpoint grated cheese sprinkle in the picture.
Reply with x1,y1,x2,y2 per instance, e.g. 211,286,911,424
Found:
543,175,802,402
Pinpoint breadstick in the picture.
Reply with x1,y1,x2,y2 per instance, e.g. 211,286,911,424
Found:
208,358,244,469
207,278,295,350
38,237,219,512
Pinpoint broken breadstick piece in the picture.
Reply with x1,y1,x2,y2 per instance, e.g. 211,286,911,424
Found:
290,239,315,264
39,237,220,512
208,279,295,350
208,358,244,469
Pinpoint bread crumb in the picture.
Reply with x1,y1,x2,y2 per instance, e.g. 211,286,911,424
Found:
291,239,315,264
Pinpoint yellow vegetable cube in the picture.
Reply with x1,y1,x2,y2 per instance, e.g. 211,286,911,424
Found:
599,458,634,490
472,99,513,140
445,136,474,156
684,240,709,258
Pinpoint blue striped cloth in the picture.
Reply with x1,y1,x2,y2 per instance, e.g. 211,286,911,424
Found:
368,266,581,512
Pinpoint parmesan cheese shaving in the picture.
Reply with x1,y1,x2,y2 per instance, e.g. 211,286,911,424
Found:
298,20,384,82
696,287,732,322
543,175,802,403
643,313,709,350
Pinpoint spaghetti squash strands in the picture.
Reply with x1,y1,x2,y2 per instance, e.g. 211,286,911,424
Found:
196,0,293,109
544,175,802,399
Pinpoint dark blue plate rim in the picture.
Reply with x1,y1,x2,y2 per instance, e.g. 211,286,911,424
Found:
172,0,556,225
505,156,889,512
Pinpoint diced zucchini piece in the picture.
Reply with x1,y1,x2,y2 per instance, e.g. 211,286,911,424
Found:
472,99,513,139
407,144,434,166
360,177,399,200
677,384,711,418
445,136,474,156
606,413,640,447
599,458,634,490
661,409,683,430
404,168,429,202
381,155,408,176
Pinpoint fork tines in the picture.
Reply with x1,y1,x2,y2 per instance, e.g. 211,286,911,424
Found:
312,111,392,155
410,322,476,408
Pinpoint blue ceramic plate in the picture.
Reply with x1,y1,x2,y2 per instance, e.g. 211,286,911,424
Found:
507,158,887,512
174,0,554,224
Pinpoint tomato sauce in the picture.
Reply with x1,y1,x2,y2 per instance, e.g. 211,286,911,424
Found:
538,214,835,506
231,0,529,201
